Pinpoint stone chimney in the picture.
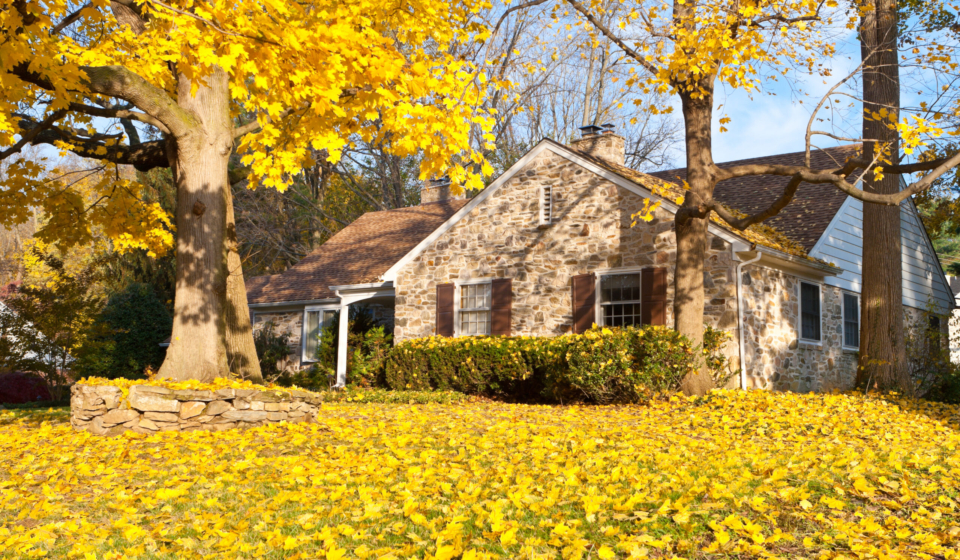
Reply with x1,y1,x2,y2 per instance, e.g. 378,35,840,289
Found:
569,123,625,166
420,176,465,205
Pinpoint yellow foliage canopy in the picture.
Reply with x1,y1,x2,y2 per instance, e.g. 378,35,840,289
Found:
1,0,497,254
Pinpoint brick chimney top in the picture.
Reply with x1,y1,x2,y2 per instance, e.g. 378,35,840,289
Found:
420,177,465,205
569,124,625,166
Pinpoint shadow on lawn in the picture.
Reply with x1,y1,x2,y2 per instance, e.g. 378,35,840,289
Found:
0,406,70,427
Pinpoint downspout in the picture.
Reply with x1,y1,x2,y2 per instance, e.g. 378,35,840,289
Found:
736,248,763,390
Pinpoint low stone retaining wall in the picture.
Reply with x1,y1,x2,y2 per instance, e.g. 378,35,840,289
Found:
70,384,323,436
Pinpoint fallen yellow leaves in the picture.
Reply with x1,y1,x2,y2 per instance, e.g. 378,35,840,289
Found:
0,390,959,559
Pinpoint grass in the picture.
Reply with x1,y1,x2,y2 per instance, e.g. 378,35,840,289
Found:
0,390,958,559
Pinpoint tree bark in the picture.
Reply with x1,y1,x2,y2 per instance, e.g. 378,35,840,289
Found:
224,184,264,383
157,67,232,382
675,90,717,396
857,0,913,393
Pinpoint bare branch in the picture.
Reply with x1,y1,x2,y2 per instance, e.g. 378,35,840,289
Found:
561,0,660,78
709,175,804,230
490,0,550,40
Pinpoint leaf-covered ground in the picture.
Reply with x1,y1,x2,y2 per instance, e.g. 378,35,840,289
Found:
1,391,959,559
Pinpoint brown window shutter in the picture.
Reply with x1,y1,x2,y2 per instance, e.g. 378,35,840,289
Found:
641,267,667,326
436,283,454,336
490,278,513,336
571,273,597,334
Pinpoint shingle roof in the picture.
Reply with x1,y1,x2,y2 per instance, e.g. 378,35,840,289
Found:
650,145,860,251
549,139,827,259
246,200,469,304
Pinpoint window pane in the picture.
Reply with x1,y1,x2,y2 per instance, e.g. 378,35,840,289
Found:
304,311,320,360
602,302,641,327
843,294,859,347
600,273,641,303
800,283,821,341
460,310,490,335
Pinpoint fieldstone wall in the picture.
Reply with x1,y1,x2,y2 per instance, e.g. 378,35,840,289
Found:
392,147,741,376
71,384,322,436
739,265,858,392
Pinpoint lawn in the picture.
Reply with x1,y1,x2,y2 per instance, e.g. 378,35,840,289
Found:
0,391,958,560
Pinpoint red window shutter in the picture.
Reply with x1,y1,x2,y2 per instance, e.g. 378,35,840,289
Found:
571,273,597,334
641,267,667,326
436,283,454,336
490,278,513,336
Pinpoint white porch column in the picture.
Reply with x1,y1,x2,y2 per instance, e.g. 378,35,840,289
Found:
335,303,350,388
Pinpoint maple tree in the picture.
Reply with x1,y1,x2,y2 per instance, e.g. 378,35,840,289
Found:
1,0,496,382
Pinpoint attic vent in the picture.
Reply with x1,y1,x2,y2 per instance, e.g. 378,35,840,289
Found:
540,185,553,225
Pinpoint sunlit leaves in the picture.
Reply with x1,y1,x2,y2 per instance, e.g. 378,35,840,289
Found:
0,390,959,559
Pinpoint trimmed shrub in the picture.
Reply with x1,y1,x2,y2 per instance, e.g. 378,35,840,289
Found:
384,325,735,404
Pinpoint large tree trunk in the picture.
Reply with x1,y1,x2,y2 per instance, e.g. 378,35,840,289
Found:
224,184,264,383
675,91,717,396
857,0,912,393
157,68,232,382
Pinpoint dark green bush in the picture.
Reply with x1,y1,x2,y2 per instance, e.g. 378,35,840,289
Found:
384,325,735,404
254,322,294,382
75,282,172,380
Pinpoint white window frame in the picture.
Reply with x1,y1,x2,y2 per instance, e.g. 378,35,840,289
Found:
841,291,860,350
301,304,339,363
595,266,647,328
454,280,492,337
797,280,823,345
539,185,553,225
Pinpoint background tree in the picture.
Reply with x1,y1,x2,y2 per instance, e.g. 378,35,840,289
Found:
0,253,104,400
3,0,497,382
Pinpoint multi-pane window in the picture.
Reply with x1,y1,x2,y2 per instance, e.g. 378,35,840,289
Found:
600,273,642,327
540,186,553,224
843,293,859,348
459,283,491,335
304,309,337,361
799,282,821,342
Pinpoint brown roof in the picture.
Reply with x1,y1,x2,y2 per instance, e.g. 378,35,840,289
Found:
651,145,860,251
247,200,469,304
549,139,826,259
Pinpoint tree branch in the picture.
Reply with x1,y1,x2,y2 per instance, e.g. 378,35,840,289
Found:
10,63,197,138
709,174,804,230
0,110,67,160
68,102,171,134
561,0,661,77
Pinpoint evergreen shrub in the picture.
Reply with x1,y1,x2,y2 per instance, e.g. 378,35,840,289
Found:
384,325,735,404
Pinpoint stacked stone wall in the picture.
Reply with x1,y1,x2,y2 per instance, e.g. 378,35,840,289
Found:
393,148,741,380
71,384,322,436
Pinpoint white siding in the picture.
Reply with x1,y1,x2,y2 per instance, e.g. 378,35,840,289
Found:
809,196,953,312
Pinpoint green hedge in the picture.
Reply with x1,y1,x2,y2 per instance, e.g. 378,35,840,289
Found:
384,325,736,404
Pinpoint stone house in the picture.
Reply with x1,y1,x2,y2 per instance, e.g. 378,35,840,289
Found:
247,128,953,392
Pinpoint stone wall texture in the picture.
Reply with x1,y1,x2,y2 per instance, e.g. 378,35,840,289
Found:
71,384,322,436
392,148,742,382
740,265,937,392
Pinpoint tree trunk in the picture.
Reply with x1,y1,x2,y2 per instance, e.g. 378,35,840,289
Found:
857,0,912,393
675,91,717,396
157,68,232,382
224,184,264,383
